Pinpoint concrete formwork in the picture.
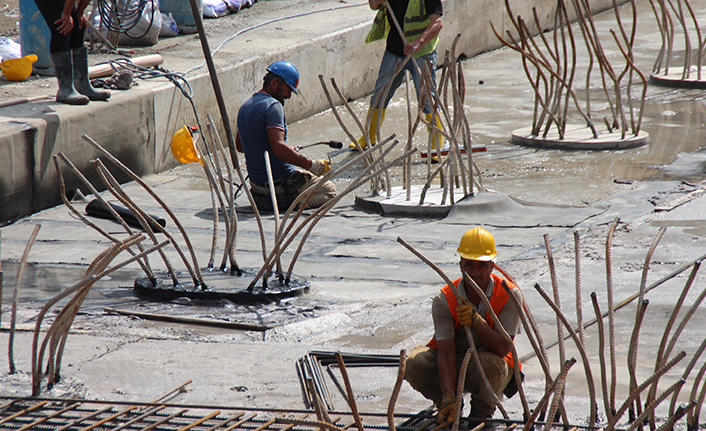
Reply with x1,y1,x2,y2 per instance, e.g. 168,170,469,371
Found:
0,0,626,224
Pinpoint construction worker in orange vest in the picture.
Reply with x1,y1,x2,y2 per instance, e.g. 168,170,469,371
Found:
405,227,524,427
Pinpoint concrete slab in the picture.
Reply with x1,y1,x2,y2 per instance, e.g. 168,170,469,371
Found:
512,126,649,151
0,0,630,223
1,0,706,427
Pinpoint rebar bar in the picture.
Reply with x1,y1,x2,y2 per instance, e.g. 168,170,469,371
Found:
8,224,40,374
591,292,612,423
397,237,508,418
534,283,597,428
452,348,473,431
31,236,166,395
285,147,416,283
573,231,585,347
669,337,706,418
521,360,575,431
92,159,187,287
646,260,702,428
543,359,576,431
543,234,565,367
687,361,706,430
626,380,684,431
334,353,363,431
465,275,531,420
54,153,155,283
249,136,400,290
84,135,206,287
626,299,649,424
387,350,407,431
605,218,618,416
501,281,555,419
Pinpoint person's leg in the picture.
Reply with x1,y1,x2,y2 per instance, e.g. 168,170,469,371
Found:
33,0,89,104
352,50,404,149
405,345,446,406
464,348,512,420
72,46,111,100
411,52,444,157
411,51,438,115
298,174,337,209
70,13,111,101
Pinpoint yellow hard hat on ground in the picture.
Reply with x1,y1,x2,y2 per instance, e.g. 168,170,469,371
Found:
0,54,38,81
170,125,202,164
457,227,497,261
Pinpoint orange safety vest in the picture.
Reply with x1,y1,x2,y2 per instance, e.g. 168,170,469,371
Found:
427,274,521,370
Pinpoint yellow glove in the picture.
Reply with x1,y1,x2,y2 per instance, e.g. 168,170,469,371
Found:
310,159,331,176
457,300,483,329
437,392,456,425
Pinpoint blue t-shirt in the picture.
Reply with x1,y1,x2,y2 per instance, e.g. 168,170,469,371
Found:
237,91,296,184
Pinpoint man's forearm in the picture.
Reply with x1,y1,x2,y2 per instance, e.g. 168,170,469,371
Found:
63,0,77,15
76,0,92,15
415,15,442,49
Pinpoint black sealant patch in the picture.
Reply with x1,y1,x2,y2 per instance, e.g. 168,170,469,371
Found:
134,268,310,304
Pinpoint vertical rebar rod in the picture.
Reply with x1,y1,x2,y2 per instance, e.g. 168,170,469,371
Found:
544,234,565,366
591,292,612,422
334,353,363,431
84,135,206,287
573,231,585,347
605,218,619,416
387,350,407,431
8,224,40,374
534,283,597,428
264,152,284,279
603,351,686,431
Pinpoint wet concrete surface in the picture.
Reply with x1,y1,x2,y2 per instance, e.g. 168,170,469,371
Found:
1,0,706,428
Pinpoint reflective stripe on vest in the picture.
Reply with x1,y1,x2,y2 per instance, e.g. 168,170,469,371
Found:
364,0,439,59
427,274,521,370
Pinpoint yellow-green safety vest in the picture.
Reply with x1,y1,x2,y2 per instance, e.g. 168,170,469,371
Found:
365,0,439,59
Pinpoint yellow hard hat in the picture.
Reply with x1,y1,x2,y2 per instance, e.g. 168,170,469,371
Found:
170,125,202,164
457,227,497,261
0,54,38,82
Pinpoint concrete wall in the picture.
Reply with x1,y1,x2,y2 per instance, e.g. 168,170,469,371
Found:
0,0,628,224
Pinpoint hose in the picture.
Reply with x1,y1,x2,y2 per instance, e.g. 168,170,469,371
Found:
95,0,156,38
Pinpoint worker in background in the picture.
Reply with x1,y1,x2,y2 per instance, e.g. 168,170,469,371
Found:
353,0,443,158
236,61,337,212
405,227,524,427
33,0,111,105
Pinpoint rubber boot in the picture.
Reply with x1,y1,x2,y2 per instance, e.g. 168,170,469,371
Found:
425,112,445,163
51,51,89,105
351,108,386,150
72,47,111,101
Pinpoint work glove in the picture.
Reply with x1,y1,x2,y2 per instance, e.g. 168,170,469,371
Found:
310,159,332,176
457,299,483,329
437,392,456,425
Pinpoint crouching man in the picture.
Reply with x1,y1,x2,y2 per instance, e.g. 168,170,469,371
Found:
405,227,523,427
236,61,337,212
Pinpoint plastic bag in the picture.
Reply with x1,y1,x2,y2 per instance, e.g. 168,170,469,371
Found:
203,0,229,18
0,37,22,61
121,0,162,46
160,12,179,37
225,0,241,13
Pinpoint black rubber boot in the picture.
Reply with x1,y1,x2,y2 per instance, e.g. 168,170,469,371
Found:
72,47,111,101
51,51,89,105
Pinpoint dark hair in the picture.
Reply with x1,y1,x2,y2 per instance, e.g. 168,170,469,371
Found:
263,72,284,88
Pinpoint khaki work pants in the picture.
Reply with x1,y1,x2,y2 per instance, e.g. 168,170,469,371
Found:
250,172,336,210
404,345,512,418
